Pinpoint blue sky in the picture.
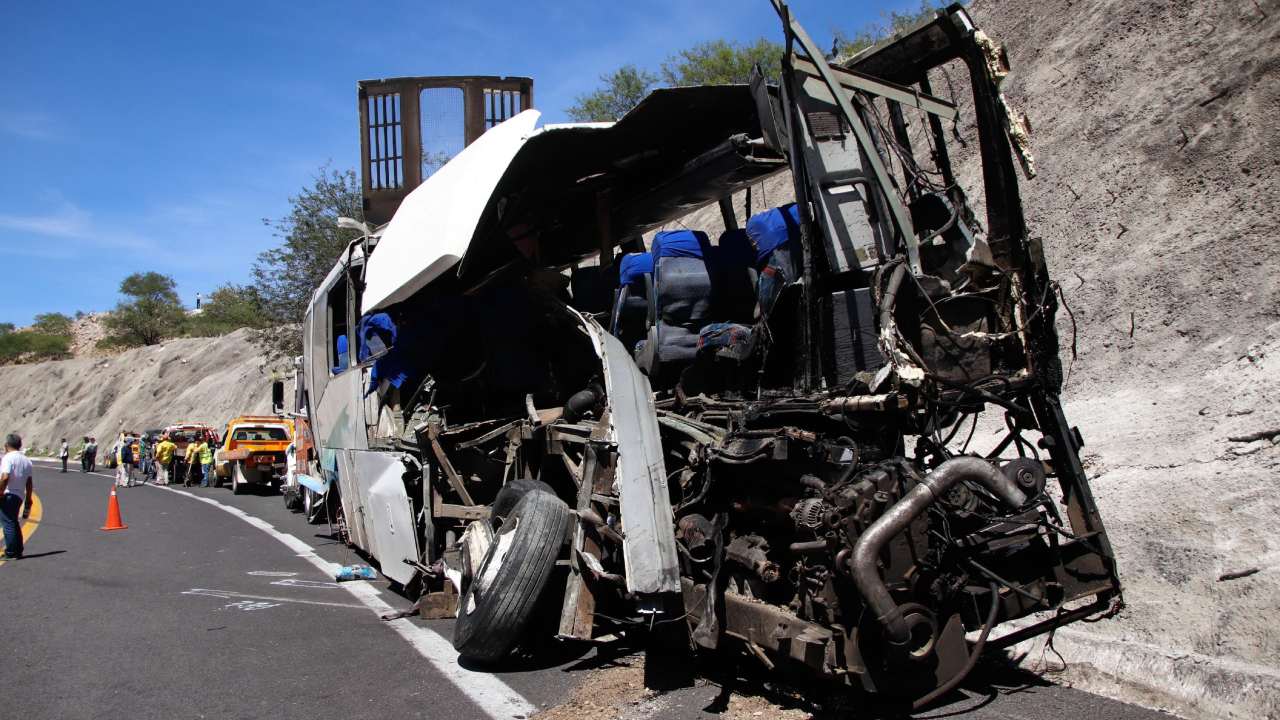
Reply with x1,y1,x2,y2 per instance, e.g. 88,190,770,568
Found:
0,0,925,326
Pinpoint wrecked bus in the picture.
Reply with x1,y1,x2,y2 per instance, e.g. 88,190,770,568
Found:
296,1,1122,704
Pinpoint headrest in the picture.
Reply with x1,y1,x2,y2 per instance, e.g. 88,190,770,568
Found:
746,203,801,265
651,229,710,260
618,252,654,288
715,228,756,268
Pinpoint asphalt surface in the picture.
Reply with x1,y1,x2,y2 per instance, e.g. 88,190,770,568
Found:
1,461,1175,720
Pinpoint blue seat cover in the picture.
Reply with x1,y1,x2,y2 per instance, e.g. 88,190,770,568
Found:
746,203,801,266
651,229,710,259
618,252,654,288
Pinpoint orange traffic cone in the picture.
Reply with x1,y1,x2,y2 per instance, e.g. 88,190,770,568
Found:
100,487,128,531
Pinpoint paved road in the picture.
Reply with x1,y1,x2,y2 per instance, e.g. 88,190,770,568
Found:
2,461,1174,720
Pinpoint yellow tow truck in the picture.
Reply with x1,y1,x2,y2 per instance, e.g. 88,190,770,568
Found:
214,415,295,495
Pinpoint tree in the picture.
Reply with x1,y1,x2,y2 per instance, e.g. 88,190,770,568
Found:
31,312,72,337
567,40,782,122
566,65,657,122
834,1,946,58
0,323,14,336
187,284,270,337
660,38,781,87
252,166,364,359
102,272,185,347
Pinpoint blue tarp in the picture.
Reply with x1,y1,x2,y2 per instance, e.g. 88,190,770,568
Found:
618,252,653,288
651,229,710,259
358,312,396,362
296,473,328,494
745,203,801,266
357,312,411,394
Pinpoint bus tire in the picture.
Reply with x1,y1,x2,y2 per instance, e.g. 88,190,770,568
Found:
453,489,569,664
489,478,555,528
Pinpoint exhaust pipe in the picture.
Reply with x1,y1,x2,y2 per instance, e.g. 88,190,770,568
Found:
850,457,1027,647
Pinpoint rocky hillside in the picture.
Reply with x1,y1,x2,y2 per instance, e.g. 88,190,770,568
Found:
961,2,1279,719
669,2,1280,717
0,329,272,454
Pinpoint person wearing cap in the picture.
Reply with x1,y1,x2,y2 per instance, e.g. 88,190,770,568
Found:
154,435,176,485
0,433,34,559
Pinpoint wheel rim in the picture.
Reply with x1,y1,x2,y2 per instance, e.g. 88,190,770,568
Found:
464,517,519,616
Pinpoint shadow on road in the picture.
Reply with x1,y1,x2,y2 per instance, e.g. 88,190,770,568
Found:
9,550,67,560
672,646,1061,719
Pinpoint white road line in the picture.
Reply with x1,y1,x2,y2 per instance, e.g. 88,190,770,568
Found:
182,588,367,609
33,458,537,720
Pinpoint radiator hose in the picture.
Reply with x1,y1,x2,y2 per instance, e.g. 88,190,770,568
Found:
850,457,1026,648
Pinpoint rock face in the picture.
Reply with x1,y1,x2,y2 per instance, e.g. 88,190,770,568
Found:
669,2,1280,717
0,329,272,454
957,2,1280,719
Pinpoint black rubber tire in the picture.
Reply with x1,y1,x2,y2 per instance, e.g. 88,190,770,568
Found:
283,487,302,511
489,478,556,527
453,489,570,664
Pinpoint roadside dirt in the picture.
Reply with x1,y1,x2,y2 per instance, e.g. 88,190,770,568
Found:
532,658,814,720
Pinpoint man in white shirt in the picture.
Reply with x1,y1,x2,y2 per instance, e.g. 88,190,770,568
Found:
59,438,69,473
0,433,34,559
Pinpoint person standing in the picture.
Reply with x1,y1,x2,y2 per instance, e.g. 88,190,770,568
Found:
183,438,200,487
117,434,135,487
1,433,34,559
155,435,176,486
114,434,126,486
137,435,151,484
58,438,69,473
198,436,214,488
86,437,97,472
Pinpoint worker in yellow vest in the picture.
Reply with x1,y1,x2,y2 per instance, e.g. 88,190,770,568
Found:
154,436,177,485
198,438,214,488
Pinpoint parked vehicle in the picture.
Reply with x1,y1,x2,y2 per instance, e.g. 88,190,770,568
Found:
280,413,315,511
162,423,219,482
299,2,1121,703
214,416,294,494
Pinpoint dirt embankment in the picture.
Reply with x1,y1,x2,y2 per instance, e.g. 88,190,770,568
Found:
960,1,1280,719
0,329,272,454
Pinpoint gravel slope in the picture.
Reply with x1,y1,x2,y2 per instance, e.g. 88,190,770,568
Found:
0,328,272,453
